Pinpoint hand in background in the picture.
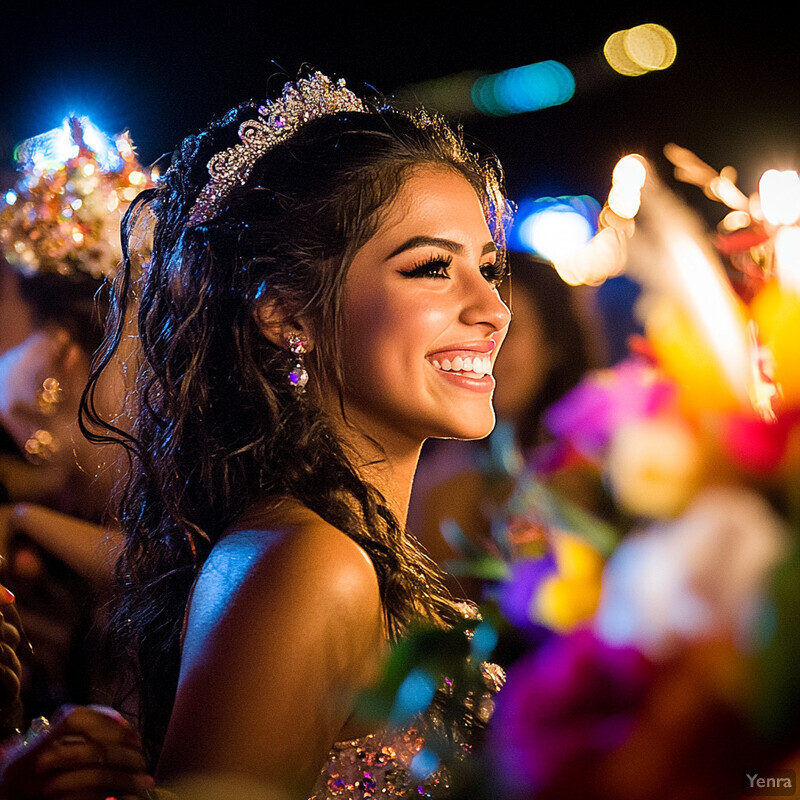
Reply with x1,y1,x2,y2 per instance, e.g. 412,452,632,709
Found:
0,327,113,520
0,704,154,800
0,583,23,738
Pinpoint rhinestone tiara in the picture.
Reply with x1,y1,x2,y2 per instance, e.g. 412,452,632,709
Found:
187,72,368,226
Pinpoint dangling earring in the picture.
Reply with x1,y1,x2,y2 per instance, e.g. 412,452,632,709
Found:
286,331,309,394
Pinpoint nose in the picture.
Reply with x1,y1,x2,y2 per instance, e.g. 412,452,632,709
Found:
459,273,512,333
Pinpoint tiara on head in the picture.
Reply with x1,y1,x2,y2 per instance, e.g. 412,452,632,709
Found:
187,72,368,226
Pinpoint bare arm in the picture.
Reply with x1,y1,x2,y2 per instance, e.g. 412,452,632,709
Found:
5,503,119,589
157,512,385,799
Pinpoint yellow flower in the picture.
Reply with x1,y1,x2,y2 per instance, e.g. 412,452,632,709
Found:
750,280,800,407
533,532,604,632
645,297,745,415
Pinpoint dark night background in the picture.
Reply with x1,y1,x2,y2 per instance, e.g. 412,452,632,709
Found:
1,2,798,222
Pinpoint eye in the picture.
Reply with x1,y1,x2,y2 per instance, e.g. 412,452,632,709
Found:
480,259,508,288
398,254,453,279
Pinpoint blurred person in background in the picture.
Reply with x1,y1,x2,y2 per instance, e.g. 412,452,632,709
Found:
0,115,152,724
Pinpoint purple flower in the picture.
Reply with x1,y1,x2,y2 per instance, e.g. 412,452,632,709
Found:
494,554,558,633
489,551,557,641
487,628,651,795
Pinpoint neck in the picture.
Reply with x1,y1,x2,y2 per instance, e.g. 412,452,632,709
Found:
357,446,421,530
334,419,422,529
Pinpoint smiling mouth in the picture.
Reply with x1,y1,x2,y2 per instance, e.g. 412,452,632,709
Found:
430,354,493,378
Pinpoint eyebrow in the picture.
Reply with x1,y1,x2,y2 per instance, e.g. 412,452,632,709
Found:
387,236,497,259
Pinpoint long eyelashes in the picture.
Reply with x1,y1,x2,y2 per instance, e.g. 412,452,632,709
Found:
399,253,507,286
481,259,508,288
399,254,453,279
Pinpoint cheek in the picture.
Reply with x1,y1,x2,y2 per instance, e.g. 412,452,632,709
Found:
341,292,446,374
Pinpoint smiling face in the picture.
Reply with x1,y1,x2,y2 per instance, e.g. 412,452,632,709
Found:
326,166,511,455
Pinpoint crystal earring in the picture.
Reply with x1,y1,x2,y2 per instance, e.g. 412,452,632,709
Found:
286,332,309,394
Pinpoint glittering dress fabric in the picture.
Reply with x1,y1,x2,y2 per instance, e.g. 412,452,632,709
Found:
309,656,506,799
310,728,450,799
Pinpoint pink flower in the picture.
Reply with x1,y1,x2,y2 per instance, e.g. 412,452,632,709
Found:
719,409,800,474
543,358,674,460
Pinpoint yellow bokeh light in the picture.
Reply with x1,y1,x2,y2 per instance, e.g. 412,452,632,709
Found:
708,175,750,211
720,210,751,231
552,225,627,287
604,23,676,76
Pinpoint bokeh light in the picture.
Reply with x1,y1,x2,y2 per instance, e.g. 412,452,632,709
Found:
603,30,648,76
511,195,600,261
759,169,800,227
471,61,575,116
774,226,800,293
13,116,123,173
608,154,647,219
604,24,677,76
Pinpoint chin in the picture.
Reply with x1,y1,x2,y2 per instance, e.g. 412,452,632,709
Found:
437,413,497,442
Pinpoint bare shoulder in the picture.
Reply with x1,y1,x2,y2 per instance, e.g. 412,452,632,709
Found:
182,499,383,668
243,499,379,588
161,500,386,790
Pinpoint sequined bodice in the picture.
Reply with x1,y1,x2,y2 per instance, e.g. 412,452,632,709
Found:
309,660,505,799
310,728,449,799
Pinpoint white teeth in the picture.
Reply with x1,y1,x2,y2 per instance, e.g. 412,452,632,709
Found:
431,355,491,376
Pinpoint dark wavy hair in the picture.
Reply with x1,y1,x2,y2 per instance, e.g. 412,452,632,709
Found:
81,72,512,766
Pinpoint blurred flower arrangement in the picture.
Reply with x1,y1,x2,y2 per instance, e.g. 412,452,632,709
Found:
365,147,800,799
0,115,153,280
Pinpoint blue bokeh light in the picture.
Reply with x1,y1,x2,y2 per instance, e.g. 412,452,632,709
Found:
14,116,123,173
471,61,575,116
410,748,441,780
389,668,437,726
509,195,600,261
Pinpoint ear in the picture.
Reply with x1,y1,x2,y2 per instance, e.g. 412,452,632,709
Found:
252,299,314,351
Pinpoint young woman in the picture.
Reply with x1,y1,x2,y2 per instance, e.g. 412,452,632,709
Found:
83,70,512,799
